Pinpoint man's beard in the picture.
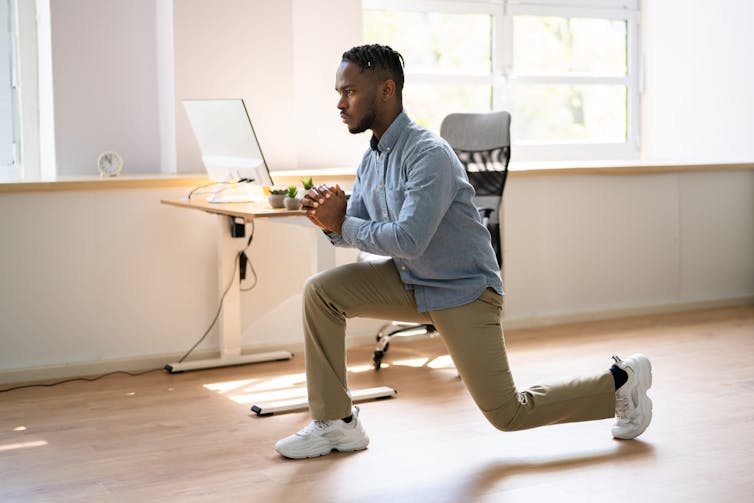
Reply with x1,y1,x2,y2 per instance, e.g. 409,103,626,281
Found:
348,108,377,135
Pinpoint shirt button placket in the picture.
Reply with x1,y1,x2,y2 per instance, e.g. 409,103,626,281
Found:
378,150,389,220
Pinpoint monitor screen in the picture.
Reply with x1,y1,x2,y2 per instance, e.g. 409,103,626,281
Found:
182,99,274,187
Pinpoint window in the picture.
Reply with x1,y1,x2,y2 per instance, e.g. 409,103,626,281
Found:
363,1,497,132
0,0,20,178
363,0,640,161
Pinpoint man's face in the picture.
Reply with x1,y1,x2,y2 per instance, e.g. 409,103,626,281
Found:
335,61,380,135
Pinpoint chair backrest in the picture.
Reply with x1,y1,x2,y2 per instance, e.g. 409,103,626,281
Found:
440,110,511,199
440,110,511,268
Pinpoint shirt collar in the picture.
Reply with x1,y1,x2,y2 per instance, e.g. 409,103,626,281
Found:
370,110,410,154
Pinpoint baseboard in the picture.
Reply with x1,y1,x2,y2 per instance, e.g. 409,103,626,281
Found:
2,296,752,386
0,344,276,387
501,295,754,330
0,335,385,387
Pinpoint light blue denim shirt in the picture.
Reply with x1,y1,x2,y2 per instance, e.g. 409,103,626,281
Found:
328,111,504,312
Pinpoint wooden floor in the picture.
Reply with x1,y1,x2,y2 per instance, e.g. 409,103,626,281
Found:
1,305,753,502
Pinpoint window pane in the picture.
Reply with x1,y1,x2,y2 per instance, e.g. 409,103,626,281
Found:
404,83,491,132
363,10,492,75
514,16,627,76
502,84,626,142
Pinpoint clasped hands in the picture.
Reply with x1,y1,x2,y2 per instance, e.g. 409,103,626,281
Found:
301,184,347,235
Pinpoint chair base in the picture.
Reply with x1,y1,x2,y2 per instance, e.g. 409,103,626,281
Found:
373,322,437,370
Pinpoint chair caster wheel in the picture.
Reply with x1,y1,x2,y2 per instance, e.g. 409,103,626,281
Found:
373,350,383,370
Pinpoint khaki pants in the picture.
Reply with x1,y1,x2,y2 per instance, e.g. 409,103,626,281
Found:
303,259,616,430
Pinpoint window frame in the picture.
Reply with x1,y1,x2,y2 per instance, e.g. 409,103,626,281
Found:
363,0,500,100
502,1,640,160
1,0,45,181
1,0,20,178
362,0,641,162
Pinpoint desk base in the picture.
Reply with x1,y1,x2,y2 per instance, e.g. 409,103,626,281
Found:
250,386,397,416
164,351,293,373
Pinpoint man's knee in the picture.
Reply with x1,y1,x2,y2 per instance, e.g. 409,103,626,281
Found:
484,411,518,432
303,268,347,318
480,394,529,432
304,263,352,293
303,272,321,295
303,271,329,306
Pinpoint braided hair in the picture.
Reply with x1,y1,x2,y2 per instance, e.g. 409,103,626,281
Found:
341,44,405,98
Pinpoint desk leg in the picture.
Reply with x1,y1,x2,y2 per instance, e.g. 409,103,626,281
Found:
165,215,292,373
217,214,242,357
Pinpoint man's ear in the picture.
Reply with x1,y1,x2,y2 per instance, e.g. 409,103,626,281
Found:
380,79,396,102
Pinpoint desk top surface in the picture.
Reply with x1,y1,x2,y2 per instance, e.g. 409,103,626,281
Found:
161,197,306,220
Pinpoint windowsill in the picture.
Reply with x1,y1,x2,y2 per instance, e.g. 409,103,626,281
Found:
0,173,211,193
270,160,754,182
507,159,754,176
1,160,752,194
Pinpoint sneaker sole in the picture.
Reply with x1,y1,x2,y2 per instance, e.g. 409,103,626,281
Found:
277,440,369,460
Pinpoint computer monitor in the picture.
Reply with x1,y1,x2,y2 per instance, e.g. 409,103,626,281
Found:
182,99,274,202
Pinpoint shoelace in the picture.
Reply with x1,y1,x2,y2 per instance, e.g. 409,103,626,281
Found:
297,420,332,436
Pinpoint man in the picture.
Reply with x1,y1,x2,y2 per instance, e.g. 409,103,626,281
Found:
274,44,653,460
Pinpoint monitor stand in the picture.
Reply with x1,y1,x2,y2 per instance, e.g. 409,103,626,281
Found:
208,182,266,204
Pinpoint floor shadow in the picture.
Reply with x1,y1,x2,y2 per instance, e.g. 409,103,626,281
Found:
343,440,656,503
452,440,656,502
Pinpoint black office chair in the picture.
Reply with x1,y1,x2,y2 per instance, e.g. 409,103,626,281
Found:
372,110,511,370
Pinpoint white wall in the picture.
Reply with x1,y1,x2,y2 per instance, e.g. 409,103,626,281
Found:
172,0,296,173
502,170,754,324
2,168,751,378
46,0,370,177
641,0,754,161
50,0,162,175
291,0,367,170
0,184,364,375
0,187,218,370
173,0,366,175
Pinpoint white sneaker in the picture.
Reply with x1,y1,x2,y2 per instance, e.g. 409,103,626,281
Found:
275,406,369,459
611,354,653,440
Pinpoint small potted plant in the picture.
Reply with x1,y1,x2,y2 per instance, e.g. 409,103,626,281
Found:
284,185,301,210
301,177,314,191
267,188,287,208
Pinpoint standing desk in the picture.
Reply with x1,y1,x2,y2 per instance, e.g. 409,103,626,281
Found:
160,197,332,372
161,197,397,414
